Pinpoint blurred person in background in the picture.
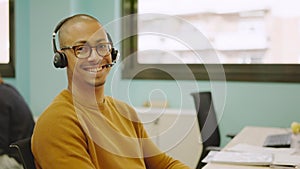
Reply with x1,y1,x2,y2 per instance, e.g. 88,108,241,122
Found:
0,74,35,169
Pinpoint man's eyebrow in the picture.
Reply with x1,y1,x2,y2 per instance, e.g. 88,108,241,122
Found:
73,40,87,45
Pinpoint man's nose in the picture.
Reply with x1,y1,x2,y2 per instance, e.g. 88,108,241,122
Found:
88,48,102,62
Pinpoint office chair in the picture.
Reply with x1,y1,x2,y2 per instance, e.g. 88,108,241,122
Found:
9,137,36,169
191,91,234,169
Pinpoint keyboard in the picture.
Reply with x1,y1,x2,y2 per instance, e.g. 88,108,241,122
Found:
263,133,292,148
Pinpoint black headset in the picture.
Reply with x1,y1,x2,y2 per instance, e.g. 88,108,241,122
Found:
52,15,118,68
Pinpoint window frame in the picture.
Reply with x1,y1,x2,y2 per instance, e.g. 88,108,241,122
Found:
121,0,300,82
0,0,15,77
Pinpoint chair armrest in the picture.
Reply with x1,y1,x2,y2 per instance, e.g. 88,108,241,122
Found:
226,133,236,139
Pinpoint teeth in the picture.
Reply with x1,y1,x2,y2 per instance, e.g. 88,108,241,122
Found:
88,67,102,73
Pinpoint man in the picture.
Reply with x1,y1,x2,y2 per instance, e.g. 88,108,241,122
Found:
31,14,190,169
0,74,35,169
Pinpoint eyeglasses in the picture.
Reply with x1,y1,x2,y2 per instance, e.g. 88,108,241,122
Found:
61,42,112,59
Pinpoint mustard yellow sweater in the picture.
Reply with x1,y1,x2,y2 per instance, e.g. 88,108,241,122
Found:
32,90,190,169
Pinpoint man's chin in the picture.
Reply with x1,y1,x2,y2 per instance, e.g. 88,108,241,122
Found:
93,80,106,87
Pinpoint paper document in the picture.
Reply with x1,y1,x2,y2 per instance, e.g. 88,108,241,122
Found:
202,151,273,166
203,144,300,167
228,144,300,166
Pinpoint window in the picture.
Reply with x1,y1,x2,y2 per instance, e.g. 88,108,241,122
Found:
0,0,15,77
122,0,300,82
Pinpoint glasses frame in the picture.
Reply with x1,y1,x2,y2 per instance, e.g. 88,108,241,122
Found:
61,42,113,59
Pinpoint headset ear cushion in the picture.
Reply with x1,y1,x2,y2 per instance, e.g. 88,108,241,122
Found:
53,52,68,68
111,48,118,62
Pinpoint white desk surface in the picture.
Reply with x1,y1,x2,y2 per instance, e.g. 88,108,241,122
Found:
203,126,291,169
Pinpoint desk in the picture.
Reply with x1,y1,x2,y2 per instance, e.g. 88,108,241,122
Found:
203,126,291,169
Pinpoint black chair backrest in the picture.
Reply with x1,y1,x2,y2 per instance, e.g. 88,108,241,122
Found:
9,137,36,169
191,91,221,168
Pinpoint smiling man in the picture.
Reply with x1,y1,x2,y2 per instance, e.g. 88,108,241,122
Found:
31,14,190,169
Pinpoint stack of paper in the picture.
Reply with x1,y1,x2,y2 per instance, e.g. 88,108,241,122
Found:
202,151,273,166
202,144,300,168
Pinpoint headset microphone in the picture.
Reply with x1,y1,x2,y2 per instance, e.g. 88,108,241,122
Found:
101,63,114,69
101,49,119,69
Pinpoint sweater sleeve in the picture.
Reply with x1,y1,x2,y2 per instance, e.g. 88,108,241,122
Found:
144,153,191,169
31,103,96,169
